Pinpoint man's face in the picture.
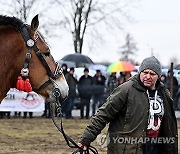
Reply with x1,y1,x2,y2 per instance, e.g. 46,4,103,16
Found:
84,71,89,76
70,70,74,74
140,69,159,90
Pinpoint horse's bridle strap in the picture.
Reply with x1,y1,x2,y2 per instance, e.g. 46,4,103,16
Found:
19,24,63,91
33,79,52,92
19,25,34,70
35,51,55,79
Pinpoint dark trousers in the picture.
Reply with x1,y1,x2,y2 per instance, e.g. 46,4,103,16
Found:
14,112,21,117
64,97,75,118
0,112,10,118
23,112,33,118
42,103,50,118
92,94,104,115
80,97,90,119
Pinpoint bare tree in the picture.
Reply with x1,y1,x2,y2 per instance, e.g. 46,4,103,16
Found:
119,33,138,63
53,0,138,54
0,0,54,37
1,0,40,22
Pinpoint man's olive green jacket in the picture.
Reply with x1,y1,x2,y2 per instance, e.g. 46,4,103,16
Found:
80,74,178,154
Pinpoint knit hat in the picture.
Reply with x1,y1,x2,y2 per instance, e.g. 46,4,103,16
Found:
139,56,162,77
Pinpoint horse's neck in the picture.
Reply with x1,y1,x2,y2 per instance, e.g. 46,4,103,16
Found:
0,43,22,102
0,62,20,102
0,29,24,102
0,42,24,101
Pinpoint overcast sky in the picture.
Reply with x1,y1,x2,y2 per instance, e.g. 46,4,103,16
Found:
126,0,180,67
48,0,180,67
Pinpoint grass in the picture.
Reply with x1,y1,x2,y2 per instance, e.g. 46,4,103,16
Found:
0,117,179,154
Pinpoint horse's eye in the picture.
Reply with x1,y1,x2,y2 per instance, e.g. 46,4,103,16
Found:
43,52,50,57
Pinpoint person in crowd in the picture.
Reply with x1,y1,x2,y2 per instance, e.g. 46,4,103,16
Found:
117,72,126,85
124,71,132,80
61,63,68,76
165,70,179,110
78,56,178,154
92,69,106,115
107,72,118,96
117,71,132,85
78,68,93,119
160,74,167,84
64,67,77,119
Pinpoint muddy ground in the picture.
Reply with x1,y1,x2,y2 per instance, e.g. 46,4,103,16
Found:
0,117,179,154
0,117,107,154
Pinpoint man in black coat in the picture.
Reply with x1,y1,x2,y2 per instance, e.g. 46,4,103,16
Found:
64,67,77,118
165,70,179,110
78,68,93,119
92,69,106,115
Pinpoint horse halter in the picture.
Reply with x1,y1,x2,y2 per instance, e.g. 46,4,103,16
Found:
19,24,98,154
19,24,63,92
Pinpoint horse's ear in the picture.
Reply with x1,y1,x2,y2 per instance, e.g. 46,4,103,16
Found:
31,14,39,31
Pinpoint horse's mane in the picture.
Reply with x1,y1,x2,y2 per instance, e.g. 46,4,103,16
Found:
0,15,24,30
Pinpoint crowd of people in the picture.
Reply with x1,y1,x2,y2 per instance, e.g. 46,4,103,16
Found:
60,63,134,119
29,62,180,120
0,60,179,119
59,61,179,120
61,64,107,119
160,70,179,110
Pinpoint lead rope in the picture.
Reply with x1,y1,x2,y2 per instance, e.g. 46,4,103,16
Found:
50,88,98,154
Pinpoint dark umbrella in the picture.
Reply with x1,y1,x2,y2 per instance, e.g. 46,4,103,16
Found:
61,53,94,67
175,64,180,70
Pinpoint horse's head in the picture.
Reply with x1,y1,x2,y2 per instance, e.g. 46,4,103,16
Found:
19,15,69,102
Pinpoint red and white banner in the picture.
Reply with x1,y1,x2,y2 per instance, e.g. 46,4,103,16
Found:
0,88,45,112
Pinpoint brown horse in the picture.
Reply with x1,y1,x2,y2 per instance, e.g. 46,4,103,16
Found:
0,15,69,102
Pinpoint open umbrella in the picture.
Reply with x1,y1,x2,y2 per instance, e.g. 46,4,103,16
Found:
61,53,94,66
175,64,180,70
107,61,136,72
58,60,76,68
88,64,107,75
